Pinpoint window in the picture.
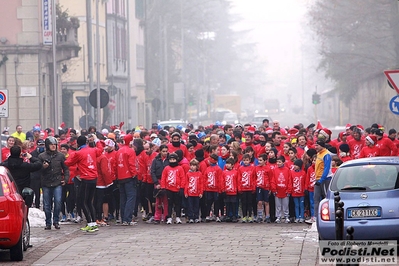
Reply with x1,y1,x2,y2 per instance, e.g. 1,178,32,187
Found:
136,44,144,69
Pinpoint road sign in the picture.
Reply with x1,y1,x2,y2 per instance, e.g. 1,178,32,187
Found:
0,89,9,118
384,70,399,94
389,95,399,115
89,88,109,108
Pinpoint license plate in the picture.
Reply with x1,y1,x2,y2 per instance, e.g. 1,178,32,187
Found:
347,208,381,218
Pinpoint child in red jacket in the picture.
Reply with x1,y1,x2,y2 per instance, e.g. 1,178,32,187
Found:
255,153,273,223
237,154,256,223
161,153,185,224
271,156,292,224
222,158,239,223
291,159,306,223
203,154,223,222
305,155,316,224
184,159,203,223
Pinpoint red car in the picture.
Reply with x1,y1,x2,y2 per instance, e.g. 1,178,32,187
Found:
0,166,32,261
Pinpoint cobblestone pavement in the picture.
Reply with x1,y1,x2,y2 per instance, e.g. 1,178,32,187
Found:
0,220,319,266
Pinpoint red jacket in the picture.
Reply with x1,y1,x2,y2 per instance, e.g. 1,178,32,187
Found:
199,160,208,175
291,169,306,197
1,147,10,162
305,164,316,192
255,165,273,190
179,158,190,173
359,145,380,158
96,153,113,188
65,146,100,181
237,164,256,192
104,150,117,181
145,151,158,184
203,164,223,192
348,138,364,159
376,137,397,156
116,144,137,180
161,165,185,192
136,150,149,182
222,169,238,195
167,143,188,160
184,171,203,197
66,149,78,184
271,165,292,198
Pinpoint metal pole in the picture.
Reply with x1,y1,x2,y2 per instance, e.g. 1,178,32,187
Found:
52,0,58,129
126,0,132,128
164,23,169,119
159,16,164,121
180,0,186,122
86,0,94,129
95,0,101,130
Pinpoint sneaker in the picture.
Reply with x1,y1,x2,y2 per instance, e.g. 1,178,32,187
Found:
294,218,299,223
195,219,200,223
66,213,72,221
74,216,82,223
189,219,194,223
80,225,92,231
54,223,60,229
166,218,173,224
299,218,304,223
153,220,161,224
241,217,247,223
256,217,263,223
232,217,238,223
248,217,254,223
146,216,155,224
305,217,315,225
265,217,271,223
176,217,182,224
285,217,291,223
201,218,206,223
60,215,66,222
44,225,51,230
216,217,221,223
122,221,137,226
275,218,281,224
205,216,211,222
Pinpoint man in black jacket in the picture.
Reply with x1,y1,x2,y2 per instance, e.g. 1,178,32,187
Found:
38,137,70,230
30,139,46,208
0,145,42,193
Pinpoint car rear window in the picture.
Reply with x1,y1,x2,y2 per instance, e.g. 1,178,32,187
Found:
331,164,399,191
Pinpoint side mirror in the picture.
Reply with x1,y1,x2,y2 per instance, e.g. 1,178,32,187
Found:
21,187,34,208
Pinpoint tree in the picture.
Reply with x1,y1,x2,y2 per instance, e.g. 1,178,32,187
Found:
307,0,399,105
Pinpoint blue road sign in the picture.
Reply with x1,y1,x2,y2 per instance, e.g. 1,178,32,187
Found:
389,95,399,115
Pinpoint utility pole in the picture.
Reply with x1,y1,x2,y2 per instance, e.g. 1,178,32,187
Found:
52,0,59,128
95,0,101,130
86,0,94,129
180,0,186,121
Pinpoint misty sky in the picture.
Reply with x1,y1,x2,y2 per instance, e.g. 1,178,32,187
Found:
231,0,310,107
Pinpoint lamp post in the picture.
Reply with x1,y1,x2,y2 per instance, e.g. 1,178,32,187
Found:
52,0,59,128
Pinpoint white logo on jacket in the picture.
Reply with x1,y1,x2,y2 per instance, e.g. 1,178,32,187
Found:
87,154,95,169
225,174,234,192
256,170,264,187
277,172,286,188
188,176,197,194
167,169,178,187
207,171,216,188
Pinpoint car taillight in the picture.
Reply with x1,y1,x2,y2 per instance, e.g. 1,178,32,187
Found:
2,183,10,196
321,202,330,221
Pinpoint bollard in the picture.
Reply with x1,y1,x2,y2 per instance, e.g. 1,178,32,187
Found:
344,226,358,266
334,191,344,240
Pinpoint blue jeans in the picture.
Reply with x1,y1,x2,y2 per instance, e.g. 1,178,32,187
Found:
308,191,314,217
119,178,137,223
293,196,305,219
43,185,62,226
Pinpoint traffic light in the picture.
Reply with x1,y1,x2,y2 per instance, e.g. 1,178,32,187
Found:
312,93,321,105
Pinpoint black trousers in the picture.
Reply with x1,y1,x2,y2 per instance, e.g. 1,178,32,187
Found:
240,191,253,217
166,190,181,218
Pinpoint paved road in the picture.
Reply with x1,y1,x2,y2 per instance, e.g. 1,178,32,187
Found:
1,220,319,266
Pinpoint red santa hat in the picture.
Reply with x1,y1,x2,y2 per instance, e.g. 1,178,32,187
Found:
265,127,273,134
366,135,377,145
247,126,256,134
288,128,299,136
316,120,324,130
345,123,351,129
319,128,332,139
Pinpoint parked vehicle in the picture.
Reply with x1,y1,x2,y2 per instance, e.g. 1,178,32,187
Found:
158,120,186,129
222,112,239,125
0,166,33,261
250,114,273,127
317,157,399,241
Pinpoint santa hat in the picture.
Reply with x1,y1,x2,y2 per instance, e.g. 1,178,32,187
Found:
288,128,299,136
104,139,115,147
316,120,324,130
366,135,377,145
265,127,273,134
319,128,332,139
345,123,351,129
247,126,256,134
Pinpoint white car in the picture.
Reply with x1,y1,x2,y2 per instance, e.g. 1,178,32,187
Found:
158,120,186,130
222,113,239,125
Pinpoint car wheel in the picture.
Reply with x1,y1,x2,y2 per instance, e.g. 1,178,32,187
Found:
9,233,23,261
23,219,30,251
